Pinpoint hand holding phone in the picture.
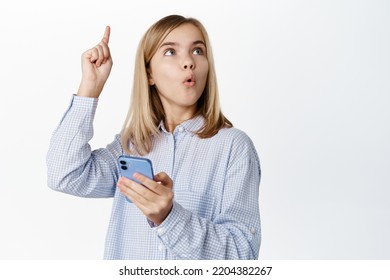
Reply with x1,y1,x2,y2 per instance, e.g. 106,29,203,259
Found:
117,156,174,224
118,156,154,203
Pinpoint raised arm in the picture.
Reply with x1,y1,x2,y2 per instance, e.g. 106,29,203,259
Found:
47,27,120,198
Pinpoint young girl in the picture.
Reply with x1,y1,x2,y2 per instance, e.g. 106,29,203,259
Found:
47,15,261,260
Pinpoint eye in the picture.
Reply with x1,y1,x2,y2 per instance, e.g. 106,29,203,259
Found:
193,47,204,55
164,49,175,56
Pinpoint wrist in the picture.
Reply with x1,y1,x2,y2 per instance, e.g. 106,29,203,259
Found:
77,80,103,98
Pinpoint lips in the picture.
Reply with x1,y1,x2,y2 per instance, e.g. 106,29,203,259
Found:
183,74,196,87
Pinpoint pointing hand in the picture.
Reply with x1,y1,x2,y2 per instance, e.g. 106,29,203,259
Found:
77,26,113,98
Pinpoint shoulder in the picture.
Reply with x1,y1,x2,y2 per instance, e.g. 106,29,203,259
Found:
216,127,261,169
216,127,255,148
214,127,258,157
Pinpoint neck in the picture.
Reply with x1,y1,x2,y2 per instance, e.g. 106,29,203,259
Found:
164,109,197,132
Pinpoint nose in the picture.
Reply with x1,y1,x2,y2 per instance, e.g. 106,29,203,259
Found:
182,57,195,70
183,64,194,70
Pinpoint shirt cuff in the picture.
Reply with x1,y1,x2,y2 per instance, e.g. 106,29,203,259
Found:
152,200,191,238
71,94,99,107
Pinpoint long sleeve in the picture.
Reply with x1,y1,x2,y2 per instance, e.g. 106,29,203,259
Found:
47,106,260,260
46,95,122,198
152,131,261,259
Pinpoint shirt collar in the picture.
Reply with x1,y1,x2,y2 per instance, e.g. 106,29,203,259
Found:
158,115,205,135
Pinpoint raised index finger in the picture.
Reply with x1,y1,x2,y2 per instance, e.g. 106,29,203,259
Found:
101,26,110,44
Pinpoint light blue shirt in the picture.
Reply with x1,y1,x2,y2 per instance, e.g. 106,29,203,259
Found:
47,95,261,259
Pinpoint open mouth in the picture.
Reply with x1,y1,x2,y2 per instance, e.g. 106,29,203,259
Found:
183,75,196,87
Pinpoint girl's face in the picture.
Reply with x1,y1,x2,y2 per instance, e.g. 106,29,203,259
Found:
148,23,209,117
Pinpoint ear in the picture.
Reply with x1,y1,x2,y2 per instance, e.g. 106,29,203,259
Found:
147,67,155,86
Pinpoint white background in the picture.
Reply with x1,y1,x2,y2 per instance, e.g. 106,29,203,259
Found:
0,0,389,259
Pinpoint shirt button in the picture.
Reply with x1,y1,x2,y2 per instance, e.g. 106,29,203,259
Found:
157,227,166,236
178,126,184,132
158,244,166,251
250,227,257,235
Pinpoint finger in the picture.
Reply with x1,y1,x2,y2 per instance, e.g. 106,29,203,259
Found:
154,172,173,189
122,188,159,223
118,176,158,200
85,47,99,64
117,180,150,205
118,176,133,186
118,176,152,193
133,173,164,194
95,44,104,67
101,26,110,44
99,41,111,64
118,178,160,206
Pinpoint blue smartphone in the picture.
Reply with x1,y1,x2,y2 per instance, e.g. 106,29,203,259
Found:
118,155,154,184
118,156,154,203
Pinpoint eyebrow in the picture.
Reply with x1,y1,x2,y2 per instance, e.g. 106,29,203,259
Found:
159,40,206,48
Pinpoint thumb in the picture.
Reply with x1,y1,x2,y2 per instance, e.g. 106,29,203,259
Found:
154,172,173,189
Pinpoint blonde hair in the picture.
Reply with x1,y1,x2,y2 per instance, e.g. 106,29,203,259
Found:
121,15,232,155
